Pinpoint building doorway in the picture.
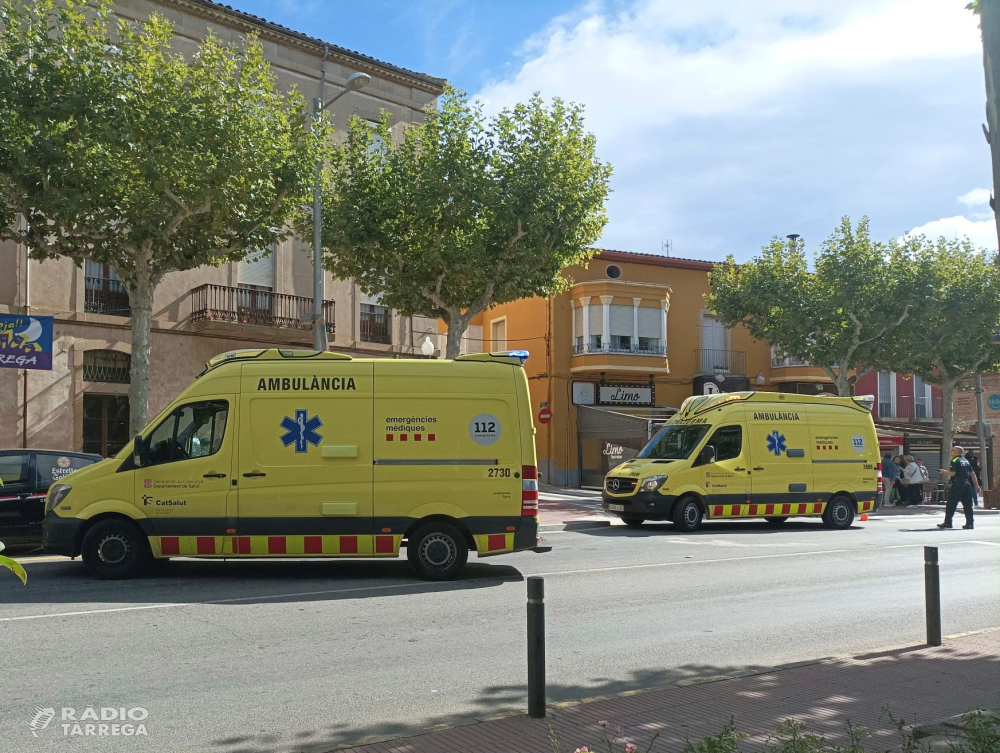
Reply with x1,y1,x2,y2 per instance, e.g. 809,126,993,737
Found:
82,394,130,457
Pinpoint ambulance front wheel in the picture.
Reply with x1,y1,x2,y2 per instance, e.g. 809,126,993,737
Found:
407,522,469,581
80,518,153,580
822,496,855,530
672,497,703,533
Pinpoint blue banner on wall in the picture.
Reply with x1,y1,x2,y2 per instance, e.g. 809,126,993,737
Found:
0,314,54,370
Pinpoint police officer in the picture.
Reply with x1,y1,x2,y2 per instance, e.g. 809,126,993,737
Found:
938,444,979,529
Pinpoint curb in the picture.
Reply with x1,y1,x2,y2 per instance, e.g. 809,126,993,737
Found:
539,520,612,532
330,627,1000,751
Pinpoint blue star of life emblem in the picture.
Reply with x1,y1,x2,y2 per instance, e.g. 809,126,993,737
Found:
766,430,787,456
280,409,323,453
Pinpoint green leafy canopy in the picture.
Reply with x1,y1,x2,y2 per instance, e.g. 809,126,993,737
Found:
315,87,612,356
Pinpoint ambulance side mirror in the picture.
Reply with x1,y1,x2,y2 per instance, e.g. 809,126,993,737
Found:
132,435,145,468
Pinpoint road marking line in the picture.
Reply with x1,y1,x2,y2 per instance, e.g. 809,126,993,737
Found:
0,581,450,622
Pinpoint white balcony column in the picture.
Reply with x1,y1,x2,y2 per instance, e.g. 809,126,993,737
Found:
580,296,591,352
571,300,577,352
661,298,670,355
600,295,613,352
632,297,641,351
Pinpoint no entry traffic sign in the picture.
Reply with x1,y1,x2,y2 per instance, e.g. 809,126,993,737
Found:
538,408,552,424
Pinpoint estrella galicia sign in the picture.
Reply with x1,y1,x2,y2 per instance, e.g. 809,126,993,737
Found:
280,409,323,453
766,430,787,456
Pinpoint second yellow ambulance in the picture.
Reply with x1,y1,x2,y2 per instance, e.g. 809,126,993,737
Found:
603,392,880,530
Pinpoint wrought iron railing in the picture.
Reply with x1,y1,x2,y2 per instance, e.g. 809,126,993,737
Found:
360,307,391,344
84,277,131,317
695,349,747,376
572,342,667,356
190,284,335,334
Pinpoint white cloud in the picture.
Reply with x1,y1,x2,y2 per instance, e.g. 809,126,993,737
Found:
958,187,992,206
473,0,983,258
908,215,998,250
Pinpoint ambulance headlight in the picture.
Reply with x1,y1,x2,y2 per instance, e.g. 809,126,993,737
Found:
47,484,72,512
639,476,668,493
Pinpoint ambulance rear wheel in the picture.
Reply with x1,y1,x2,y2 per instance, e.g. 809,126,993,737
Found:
81,519,152,580
407,522,468,581
822,496,855,530
765,516,788,526
672,497,703,533
621,516,645,528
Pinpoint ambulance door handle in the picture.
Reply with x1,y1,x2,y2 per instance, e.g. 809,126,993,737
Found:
242,471,267,478
734,467,746,472
203,472,227,479
753,466,765,471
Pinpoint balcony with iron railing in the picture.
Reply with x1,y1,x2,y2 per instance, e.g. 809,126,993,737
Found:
876,394,943,421
190,284,334,337
85,277,131,317
360,306,391,344
771,352,812,368
572,340,667,356
695,348,747,376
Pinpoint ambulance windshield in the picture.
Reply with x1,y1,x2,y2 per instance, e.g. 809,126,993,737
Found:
637,424,710,460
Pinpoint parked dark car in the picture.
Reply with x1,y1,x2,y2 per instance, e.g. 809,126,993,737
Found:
0,450,102,548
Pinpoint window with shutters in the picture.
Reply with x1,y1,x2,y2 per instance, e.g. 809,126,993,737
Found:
588,304,603,350
878,372,894,418
637,307,662,354
84,259,130,316
237,247,275,314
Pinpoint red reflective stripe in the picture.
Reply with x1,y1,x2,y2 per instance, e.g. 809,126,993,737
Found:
196,537,215,555
713,505,724,517
237,536,250,554
161,537,180,555
487,534,506,551
267,536,286,554
304,536,322,554
375,535,394,553
340,536,358,554
748,504,759,516
813,503,823,514
781,504,791,515
765,504,775,515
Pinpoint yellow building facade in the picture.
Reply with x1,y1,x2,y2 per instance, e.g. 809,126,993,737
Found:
450,251,836,487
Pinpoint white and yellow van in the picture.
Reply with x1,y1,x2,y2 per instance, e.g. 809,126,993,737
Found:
42,349,539,580
603,392,879,531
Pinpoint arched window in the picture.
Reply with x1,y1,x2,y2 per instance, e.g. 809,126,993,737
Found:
83,350,131,384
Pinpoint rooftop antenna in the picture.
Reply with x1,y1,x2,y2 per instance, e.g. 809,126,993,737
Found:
662,239,673,256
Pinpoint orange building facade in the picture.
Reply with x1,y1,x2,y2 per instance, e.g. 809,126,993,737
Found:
445,251,836,487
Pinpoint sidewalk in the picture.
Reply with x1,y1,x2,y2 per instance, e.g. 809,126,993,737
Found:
336,630,999,752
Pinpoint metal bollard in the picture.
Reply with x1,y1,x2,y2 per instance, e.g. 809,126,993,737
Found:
924,546,941,647
527,576,546,718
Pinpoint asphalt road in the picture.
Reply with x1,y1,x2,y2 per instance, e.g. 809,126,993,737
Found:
2,511,998,753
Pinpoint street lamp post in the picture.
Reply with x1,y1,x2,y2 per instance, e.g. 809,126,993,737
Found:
311,71,371,351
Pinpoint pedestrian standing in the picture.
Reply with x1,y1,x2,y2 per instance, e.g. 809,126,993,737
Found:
908,457,930,506
965,449,982,507
882,453,901,504
938,444,979,529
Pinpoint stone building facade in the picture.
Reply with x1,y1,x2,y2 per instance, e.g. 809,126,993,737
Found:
0,0,445,454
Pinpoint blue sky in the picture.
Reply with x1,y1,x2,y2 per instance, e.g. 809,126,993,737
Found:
233,0,993,261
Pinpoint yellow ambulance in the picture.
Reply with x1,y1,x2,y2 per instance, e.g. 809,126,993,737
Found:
42,349,539,580
603,392,880,531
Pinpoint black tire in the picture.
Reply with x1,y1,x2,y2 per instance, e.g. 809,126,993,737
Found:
80,518,153,579
765,516,788,526
407,522,469,581
672,497,703,532
822,496,855,530
621,516,645,529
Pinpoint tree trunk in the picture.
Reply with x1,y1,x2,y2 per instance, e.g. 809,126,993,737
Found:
443,308,477,359
128,255,155,436
939,379,958,472
980,0,1000,254
826,363,851,396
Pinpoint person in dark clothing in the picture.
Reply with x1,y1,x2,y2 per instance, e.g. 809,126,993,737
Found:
965,449,983,507
938,445,979,529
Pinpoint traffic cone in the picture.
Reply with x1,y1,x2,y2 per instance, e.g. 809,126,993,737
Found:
860,513,869,521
